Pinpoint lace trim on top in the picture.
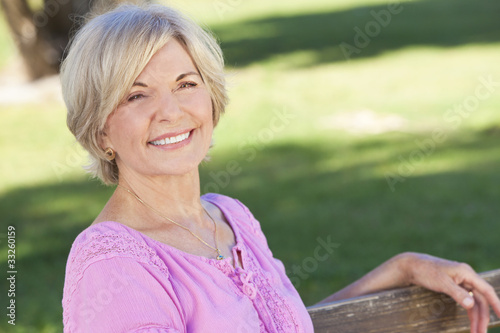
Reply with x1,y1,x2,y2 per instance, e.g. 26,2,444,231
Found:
207,248,301,333
251,254,301,332
204,196,302,333
63,230,170,326
64,194,305,333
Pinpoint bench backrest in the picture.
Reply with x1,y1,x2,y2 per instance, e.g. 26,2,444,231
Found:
307,269,500,332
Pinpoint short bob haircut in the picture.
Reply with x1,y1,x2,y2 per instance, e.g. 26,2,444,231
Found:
61,3,227,185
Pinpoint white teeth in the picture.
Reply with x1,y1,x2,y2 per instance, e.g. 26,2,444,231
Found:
150,131,190,146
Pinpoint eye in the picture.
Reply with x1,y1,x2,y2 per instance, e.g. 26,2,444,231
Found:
178,82,197,89
127,94,145,102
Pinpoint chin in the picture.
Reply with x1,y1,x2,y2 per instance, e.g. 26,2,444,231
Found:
156,159,204,176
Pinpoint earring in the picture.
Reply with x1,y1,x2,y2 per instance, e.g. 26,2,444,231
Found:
104,147,116,161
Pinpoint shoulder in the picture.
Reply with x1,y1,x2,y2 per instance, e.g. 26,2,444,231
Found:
65,222,169,274
63,222,170,300
202,193,252,216
202,193,266,240
63,222,181,332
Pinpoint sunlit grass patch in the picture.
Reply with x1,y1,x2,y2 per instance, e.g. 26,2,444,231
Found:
1,0,500,331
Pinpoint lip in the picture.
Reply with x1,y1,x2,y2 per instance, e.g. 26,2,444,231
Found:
147,129,194,150
149,129,193,143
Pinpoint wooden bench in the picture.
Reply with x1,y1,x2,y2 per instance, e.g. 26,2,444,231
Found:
307,269,500,332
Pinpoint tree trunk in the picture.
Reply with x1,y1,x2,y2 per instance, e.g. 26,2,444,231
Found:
0,0,59,79
1,0,145,80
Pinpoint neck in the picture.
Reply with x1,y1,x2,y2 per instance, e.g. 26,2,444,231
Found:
102,168,226,261
114,168,206,228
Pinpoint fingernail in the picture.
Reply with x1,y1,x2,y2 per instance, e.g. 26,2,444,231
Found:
463,297,474,307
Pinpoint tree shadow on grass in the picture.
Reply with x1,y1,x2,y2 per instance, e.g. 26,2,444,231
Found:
0,179,114,332
1,129,500,331
213,0,500,67
201,129,500,303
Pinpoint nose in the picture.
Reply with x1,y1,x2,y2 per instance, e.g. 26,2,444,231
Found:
155,89,183,123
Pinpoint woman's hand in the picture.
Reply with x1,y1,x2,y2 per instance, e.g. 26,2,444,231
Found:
401,252,500,333
319,252,500,333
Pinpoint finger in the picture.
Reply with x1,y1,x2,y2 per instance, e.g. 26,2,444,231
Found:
475,292,491,333
466,276,500,318
439,276,475,310
467,300,479,333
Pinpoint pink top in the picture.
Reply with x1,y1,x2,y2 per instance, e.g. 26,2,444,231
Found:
62,193,314,332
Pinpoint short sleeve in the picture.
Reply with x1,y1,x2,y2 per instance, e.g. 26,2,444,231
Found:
63,256,185,333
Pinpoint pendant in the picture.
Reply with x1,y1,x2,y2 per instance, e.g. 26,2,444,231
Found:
216,249,225,260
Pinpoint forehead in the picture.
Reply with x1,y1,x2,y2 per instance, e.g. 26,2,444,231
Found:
136,39,198,82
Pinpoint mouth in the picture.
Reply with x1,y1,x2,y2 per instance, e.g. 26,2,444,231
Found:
149,130,192,146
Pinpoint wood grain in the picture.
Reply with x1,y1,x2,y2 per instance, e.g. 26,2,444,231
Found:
307,269,500,333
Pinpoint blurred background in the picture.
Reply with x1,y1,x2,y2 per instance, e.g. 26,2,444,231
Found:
1,0,500,331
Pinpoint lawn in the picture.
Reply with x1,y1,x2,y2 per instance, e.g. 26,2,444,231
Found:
1,0,500,331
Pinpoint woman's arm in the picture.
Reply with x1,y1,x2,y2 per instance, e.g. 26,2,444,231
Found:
63,256,185,333
317,252,410,303
317,252,500,333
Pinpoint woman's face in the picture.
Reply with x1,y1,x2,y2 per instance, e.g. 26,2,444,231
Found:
102,39,213,181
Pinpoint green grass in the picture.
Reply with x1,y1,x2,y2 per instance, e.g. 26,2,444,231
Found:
1,0,500,331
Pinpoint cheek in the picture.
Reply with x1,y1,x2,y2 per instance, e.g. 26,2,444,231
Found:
107,112,144,147
198,91,215,122
181,88,213,119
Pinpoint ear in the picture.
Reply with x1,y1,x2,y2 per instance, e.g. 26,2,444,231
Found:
99,127,113,151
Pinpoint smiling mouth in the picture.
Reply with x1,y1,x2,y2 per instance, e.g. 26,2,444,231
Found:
149,131,191,146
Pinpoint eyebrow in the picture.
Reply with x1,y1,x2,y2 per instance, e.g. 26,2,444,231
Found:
131,72,200,88
132,81,148,88
176,71,200,81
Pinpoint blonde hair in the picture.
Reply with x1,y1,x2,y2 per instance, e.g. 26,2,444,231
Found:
61,3,227,185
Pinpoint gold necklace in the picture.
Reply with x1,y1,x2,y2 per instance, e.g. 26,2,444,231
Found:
117,184,225,260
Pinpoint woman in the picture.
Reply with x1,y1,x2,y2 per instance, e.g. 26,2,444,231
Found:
61,3,500,333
